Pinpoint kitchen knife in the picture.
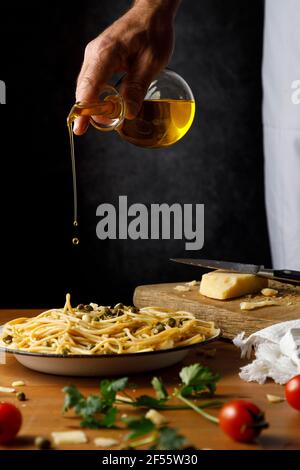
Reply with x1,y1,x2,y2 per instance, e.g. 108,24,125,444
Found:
170,258,300,285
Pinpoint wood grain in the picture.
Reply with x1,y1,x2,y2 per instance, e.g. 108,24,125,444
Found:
133,281,300,339
0,309,300,450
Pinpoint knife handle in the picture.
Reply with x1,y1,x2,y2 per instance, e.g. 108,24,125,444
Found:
273,269,300,285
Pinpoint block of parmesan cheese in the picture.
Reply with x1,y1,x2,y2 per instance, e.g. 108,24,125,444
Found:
199,271,268,300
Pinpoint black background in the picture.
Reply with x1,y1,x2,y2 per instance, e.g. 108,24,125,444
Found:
0,0,270,308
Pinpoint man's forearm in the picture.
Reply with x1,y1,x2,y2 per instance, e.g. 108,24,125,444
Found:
133,0,181,19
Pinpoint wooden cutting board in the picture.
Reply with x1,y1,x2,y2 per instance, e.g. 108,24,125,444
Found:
133,280,300,339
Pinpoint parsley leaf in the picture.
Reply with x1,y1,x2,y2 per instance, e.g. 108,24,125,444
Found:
151,377,168,400
120,377,168,409
179,363,220,396
80,407,118,429
176,364,220,425
100,407,118,428
155,426,186,450
122,416,156,440
80,395,103,417
100,377,128,408
133,395,165,409
124,419,186,450
62,384,85,413
62,378,128,429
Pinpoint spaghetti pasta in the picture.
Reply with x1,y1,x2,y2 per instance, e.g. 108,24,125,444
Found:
0,294,217,355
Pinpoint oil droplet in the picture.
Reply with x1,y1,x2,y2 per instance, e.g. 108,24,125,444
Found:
72,237,80,246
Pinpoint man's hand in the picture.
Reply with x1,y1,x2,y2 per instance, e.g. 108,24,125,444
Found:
74,0,180,135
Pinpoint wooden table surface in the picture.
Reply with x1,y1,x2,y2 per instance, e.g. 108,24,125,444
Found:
0,309,299,451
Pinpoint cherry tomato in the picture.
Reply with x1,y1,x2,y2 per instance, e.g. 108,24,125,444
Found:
219,400,268,443
285,375,300,411
0,402,22,444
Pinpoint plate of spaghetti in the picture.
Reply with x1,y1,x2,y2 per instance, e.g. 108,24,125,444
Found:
0,294,220,376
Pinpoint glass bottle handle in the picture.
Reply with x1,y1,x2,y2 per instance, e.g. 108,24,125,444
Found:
89,85,126,132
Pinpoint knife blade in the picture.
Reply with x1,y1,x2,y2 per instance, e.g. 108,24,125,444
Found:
170,258,300,285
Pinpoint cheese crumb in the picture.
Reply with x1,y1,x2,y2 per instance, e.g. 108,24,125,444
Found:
185,280,198,287
240,299,279,311
94,437,119,448
82,314,91,323
266,394,284,403
12,380,25,387
174,285,190,292
261,288,278,297
0,386,15,393
51,431,87,445
145,409,168,426
89,303,98,310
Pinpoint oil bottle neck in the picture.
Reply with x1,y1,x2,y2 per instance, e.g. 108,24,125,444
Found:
67,96,123,125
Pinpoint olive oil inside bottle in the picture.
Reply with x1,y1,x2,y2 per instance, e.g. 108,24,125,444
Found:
118,99,195,148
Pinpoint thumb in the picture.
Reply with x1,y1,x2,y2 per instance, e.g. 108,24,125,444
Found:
119,68,154,119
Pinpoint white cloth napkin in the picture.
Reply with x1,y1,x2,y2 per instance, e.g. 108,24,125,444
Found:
233,320,300,384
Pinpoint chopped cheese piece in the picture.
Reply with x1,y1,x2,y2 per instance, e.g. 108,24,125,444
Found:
0,386,15,393
51,431,87,445
266,394,284,403
261,288,278,297
94,437,119,447
12,380,25,387
174,285,190,292
240,299,279,311
116,394,133,403
200,271,268,300
146,409,168,426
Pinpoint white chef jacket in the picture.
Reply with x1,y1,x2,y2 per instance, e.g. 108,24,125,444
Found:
263,0,300,269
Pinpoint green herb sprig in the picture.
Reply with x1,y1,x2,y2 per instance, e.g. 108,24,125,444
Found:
62,363,221,446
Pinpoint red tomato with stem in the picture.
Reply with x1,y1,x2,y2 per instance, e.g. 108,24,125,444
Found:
0,402,22,444
285,375,300,411
219,400,268,443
